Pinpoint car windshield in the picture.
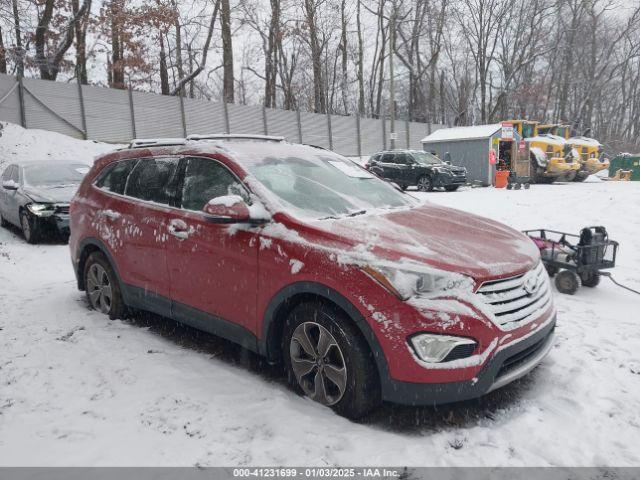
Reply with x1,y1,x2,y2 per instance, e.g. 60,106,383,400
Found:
23,163,90,187
240,144,415,219
412,152,442,165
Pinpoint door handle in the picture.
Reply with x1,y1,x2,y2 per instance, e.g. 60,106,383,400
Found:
100,209,121,220
168,219,189,240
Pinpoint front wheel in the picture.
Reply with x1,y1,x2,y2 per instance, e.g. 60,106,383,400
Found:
20,210,40,244
581,272,600,288
444,185,459,192
417,175,433,192
283,302,381,419
84,251,127,319
555,270,580,295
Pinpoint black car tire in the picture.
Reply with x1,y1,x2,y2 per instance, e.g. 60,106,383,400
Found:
84,251,127,320
417,175,433,192
444,185,459,192
580,272,601,288
20,210,40,244
545,264,559,277
555,270,580,295
282,301,381,420
0,210,8,228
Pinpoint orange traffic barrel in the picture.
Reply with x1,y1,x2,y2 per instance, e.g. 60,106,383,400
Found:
494,170,509,188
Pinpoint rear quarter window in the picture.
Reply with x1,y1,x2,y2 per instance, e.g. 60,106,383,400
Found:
95,159,139,195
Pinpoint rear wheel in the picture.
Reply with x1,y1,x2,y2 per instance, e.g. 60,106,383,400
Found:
555,270,580,295
20,210,40,244
417,175,433,192
283,301,381,419
84,251,126,320
580,272,601,288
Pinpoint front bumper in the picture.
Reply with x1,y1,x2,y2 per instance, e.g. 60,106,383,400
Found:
434,173,467,187
381,315,555,405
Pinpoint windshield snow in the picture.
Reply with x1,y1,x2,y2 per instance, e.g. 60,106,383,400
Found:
23,163,89,187
237,143,415,219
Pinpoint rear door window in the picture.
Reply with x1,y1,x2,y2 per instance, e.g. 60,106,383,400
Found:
124,158,180,205
394,153,408,165
96,159,138,195
2,165,15,182
180,157,248,211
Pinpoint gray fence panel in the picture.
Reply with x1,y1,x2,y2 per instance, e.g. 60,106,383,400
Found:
0,73,437,153
0,74,22,125
82,84,132,143
265,108,299,141
132,91,184,139
183,97,226,135
23,77,83,138
228,103,264,135
331,114,357,156
360,117,383,154
300,111,330,149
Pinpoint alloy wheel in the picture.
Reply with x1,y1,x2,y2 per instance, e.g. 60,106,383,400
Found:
86,263,113,314
289,321,347,406
418,176,432,192
20,213,31,241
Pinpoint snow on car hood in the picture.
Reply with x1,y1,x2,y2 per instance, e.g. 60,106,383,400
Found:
306,202,540,281
23,184,79,204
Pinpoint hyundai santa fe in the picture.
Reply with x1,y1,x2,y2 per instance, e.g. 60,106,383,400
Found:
69,134,556,418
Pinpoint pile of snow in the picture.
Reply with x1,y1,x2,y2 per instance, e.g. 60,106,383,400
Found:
0,122,119,171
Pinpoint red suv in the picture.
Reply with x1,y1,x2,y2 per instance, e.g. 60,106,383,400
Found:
70,135,556,418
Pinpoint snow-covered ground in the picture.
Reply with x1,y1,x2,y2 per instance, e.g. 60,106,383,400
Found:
1,126,640,466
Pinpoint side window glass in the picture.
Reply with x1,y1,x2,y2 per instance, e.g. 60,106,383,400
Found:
10,166,19,183
381,153,395,163
96,159,138,195
395,153,407,165
2,165,13,182
181,157,248,211
125,158,180,205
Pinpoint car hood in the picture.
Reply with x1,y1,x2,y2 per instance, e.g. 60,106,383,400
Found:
302,203,539,281
23,185,79,204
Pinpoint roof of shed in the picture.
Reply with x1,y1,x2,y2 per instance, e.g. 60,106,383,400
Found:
421,124,502,143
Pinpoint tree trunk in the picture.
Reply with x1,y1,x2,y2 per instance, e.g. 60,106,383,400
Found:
159,34,170,95
356,0,365,115
12,0,24,77
72,0,90,84
264,0,280,108
172,0,185,96
340,0,349,114
220,0,234,103
303,0,326,113
110,0,125,89
0,27,6,74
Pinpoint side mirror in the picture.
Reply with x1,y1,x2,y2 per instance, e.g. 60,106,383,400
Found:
202,195,268,224
2,180,18,190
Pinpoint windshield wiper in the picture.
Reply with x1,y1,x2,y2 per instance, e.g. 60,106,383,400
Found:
320,209,367,220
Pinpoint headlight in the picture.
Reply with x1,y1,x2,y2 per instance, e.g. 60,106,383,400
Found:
361,263,473,300
410,333,477,363
26,203,55,217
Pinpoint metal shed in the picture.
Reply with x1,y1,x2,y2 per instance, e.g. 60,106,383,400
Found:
421,124,522,186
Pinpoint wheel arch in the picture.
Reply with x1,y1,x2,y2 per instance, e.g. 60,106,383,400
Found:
260,281,390,384
76,237,125,295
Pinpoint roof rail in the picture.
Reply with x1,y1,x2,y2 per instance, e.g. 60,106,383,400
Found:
128,138,187,149
187,133,285,142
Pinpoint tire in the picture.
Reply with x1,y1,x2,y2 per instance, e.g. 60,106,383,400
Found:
20,210,40,244
580,272,601,288
0,210,8,228
545,264,559,277
83,251,127,320
282,301,381,419
555,270,580,295
400,184,408,191
524,183,531,189
444,185,459,192
506,183,513,190
417,175,433,192
574,171,590,182
564,170,577,182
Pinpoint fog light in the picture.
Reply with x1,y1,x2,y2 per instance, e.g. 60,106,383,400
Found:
410,334,477,363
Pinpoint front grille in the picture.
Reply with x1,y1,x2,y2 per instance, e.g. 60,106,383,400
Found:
475,262,552,329
54,204,70,215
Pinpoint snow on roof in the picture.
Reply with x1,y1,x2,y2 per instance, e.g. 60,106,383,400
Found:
421,124,502,143
525,135,565,147
568,136,602,147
